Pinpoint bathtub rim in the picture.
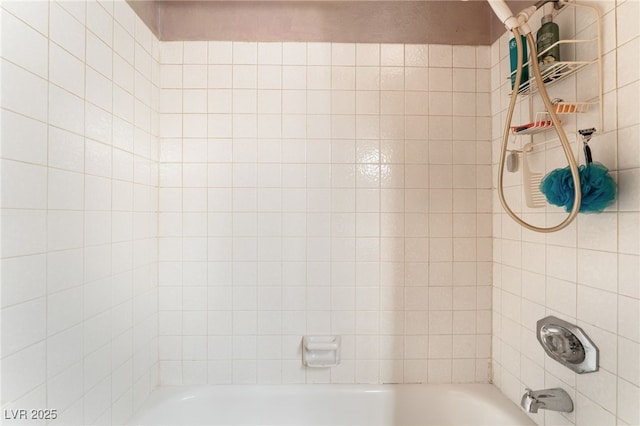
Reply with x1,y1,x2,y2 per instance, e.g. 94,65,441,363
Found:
129,383,536,426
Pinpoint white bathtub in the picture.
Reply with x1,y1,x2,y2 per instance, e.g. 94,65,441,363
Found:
129,384,535,426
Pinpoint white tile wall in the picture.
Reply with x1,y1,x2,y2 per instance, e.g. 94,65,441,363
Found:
157,41,493,385
3,0,638,423
1,1,159,424
491,1,640,425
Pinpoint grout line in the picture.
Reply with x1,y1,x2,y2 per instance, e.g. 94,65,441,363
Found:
41,1,51,406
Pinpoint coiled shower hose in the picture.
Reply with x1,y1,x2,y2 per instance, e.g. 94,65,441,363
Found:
498,28,581,232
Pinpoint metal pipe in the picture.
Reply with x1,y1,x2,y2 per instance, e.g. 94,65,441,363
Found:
534,0,559,10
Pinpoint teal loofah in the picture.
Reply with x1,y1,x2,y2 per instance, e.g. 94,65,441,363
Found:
540,162,616,213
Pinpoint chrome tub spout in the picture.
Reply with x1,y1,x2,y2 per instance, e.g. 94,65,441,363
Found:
521,388,573,413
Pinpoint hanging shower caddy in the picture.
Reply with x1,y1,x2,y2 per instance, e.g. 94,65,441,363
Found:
509,0,604,132
507,0,603,208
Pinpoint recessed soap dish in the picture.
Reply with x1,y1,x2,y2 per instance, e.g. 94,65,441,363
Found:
537,316,599,374
302,336,341,368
